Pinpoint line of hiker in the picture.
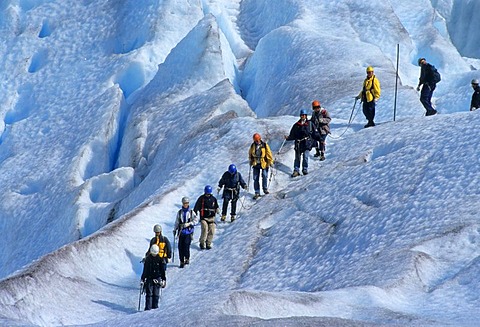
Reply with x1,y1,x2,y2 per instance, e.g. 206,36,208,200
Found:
139,61,478,310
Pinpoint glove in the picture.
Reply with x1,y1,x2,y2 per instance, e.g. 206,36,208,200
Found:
140,257,145,263
416,85,421,91
355,95,360,100
173,230,176,236
217,187,221,193
242,185,247,190
184,222,191,228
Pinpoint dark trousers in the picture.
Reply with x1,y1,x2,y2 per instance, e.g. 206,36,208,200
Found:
420,84,436,113
252,165,268,193
144,280,161,310
316,134,327,152
178,233,192,263
362,101,376,124
222,189,238,215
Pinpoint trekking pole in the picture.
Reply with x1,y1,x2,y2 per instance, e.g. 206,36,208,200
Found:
267,164,275,190
138,281,144,311
348,98,358,125
393,43,399,121
277,138,286,155
172,235,176,264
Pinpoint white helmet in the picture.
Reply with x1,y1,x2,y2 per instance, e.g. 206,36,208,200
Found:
150,244,159,256
472,79,479,85
153,224,162,233
181,197,190,204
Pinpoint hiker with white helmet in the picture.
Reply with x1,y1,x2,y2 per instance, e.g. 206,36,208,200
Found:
140,225,172,310
173,197,198,268
142,224,171,283
470,79,480,111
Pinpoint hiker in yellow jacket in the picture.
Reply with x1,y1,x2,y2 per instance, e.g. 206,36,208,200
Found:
356,66,381,128
249,133,274,199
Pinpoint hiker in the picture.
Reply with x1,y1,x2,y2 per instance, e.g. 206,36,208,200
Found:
284,109,315,177
141,226,172,310
141,244,168,310
416,58,440,116
356,66,381,127
193,185,219,249
144,224,172,262
173,197,198,268
470,79,480,111
218,164,247,222
310,100,331,161
249,133,274,199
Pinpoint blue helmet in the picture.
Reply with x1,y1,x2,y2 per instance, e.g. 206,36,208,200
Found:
204,185,213,194
300,109,308,116
228,164,237,174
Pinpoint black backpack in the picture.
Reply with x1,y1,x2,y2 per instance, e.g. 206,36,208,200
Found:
431,65,441,84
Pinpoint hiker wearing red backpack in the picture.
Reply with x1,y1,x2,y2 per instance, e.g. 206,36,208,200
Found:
249,133,274,199
310,100,331,161
193,185,219,250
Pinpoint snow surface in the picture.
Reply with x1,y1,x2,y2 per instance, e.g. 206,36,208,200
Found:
0,0,479,326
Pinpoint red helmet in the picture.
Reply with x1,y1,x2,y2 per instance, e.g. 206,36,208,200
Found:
312,100,321,108
253,133,261,142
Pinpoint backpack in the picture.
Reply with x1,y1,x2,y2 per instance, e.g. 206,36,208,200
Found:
431,65,441,84
178,209,194,235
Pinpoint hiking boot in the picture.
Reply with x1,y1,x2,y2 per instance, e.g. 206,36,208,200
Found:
291,171,300,177
263,189,269,194
206,244,212,250
179,262,185,268
221,215,226,222
185,259,189,265
426,109,437,116
200,244,206,250
230,215,236,222
320,152,325,161
161,280,166,288
302,170,308,175
314,149,321,157
253,193,261,200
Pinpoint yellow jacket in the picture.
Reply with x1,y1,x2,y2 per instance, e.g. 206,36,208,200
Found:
358,75,381,103
249,141,274,169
